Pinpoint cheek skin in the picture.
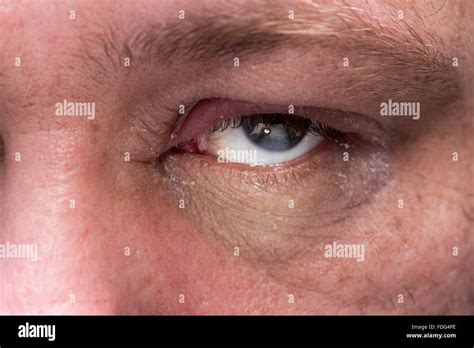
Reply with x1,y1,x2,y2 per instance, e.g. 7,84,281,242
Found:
125,122,470,314
3,136,470,316
103,162,298,314
116,157,470,314
1,117,471,315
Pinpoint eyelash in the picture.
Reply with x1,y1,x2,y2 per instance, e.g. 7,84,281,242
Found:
208,113,349,148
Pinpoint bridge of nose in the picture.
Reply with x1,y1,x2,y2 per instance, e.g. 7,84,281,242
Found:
0,125,122,314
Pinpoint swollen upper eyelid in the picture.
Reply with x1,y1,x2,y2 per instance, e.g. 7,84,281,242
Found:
174,98,392,149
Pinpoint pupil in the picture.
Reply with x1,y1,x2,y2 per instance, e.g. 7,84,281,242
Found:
242,115,309,151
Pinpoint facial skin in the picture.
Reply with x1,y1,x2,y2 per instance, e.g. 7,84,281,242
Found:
0,0,472,314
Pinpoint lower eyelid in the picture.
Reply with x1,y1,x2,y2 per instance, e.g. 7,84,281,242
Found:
162,140,338,190
164,125,391,193
156,139,393,240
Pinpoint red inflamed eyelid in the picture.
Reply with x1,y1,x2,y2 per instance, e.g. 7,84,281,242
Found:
176,98,289,144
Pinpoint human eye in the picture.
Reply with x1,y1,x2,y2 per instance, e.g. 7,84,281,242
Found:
157,96,392,198
180,111,345,167
171,98,368,170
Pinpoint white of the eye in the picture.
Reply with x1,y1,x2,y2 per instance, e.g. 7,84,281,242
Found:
198,126,325,166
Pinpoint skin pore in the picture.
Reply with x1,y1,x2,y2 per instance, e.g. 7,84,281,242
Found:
0,0,472,314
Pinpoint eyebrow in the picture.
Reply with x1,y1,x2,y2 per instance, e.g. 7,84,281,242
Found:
124,4,454,71
130,15,295,65
83,2,460,105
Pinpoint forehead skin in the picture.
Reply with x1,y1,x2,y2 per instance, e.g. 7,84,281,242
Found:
0,0,472,314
